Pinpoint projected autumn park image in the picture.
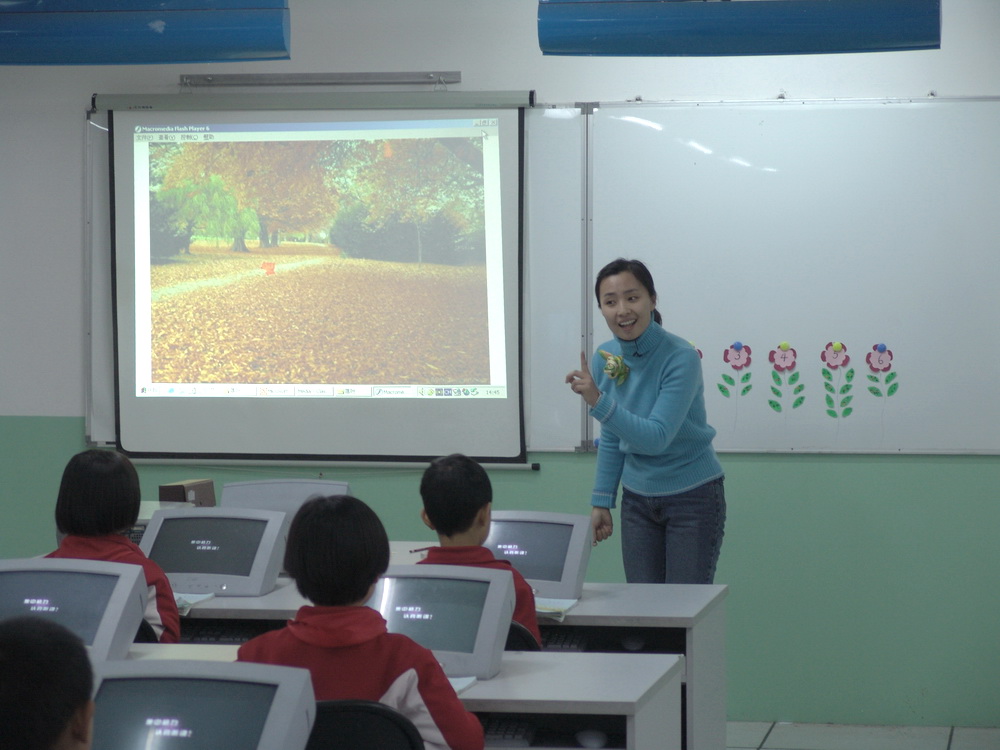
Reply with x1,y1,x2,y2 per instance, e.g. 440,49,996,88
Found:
147,138,493,387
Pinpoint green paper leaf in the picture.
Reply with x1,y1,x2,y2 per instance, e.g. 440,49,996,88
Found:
840,396,853,408
845,368,855,382
741,384,753,396
826,410,838,418
822,368,833,381
794,384,805,395
887,382,899,397
825,394,835,408
741,372,752,384
886,372,898,384
867,374,880,383
793,396,805,409
718,384,731,398
869,387,884,398
768,400,782,413
842,407,854,418
722,373,735,386
789,371,800,385
771,386,782,398
824,382,836,394
839,383,852,395
772,371,782,386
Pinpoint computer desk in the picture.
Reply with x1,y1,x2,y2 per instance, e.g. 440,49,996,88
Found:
181,541,726,750
128,643,684,750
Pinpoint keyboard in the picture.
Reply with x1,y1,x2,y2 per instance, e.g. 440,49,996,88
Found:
541,628,588,652
126,523,146,545
180,619,281,645
481,716,535,748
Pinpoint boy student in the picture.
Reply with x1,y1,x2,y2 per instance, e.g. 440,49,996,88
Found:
237,495,484,750
46,449,180,643
419,453,542,645
0,616,94,750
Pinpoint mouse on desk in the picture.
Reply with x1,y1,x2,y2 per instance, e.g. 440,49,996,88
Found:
575,728,608,748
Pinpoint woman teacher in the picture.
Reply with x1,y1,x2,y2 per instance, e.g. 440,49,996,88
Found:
565,258,726,584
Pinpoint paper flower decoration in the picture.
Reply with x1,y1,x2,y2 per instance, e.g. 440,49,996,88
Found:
768,342,804,413
599,349,629,385
866,343,899,399
820,341,850,369
866,343,893,373
768,343,797,372
724,342,752,370
820,341,855,418
719,342,752,398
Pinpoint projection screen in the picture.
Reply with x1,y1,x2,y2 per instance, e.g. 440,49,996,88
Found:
102,93,527,462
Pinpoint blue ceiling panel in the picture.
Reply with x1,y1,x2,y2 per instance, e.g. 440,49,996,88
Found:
0,2,289,64
538,0,941,57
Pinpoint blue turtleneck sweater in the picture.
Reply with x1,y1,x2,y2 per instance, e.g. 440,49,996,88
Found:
589,321,723,508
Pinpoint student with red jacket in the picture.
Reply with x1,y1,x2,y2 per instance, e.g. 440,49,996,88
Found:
238,494,483,750
418,454,542,646
46,449,180,643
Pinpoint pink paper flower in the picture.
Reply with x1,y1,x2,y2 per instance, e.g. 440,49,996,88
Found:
820,342,850,369
769,346,797,372
866,344,893,373
724,343,752,370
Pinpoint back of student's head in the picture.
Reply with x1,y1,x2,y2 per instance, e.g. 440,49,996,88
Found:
420,453,492,537
55,449,140,537
284,495,389,606
0,615,94,750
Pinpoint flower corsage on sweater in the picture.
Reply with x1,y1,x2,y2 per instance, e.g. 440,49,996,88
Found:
599,349,629,385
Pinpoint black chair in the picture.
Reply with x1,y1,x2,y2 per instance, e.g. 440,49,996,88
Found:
505,620,541,651
133,619,159,643
305,700,424,750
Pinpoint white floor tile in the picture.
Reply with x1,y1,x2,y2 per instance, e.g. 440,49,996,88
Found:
727,721,773,749
951,726,1000,750
761,723,951,750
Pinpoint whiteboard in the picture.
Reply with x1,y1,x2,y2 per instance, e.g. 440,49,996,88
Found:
589,98,1000,453
91,98,1000,454
523,106,589,451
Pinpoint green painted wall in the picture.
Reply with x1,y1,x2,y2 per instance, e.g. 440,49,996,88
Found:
2,416,997,727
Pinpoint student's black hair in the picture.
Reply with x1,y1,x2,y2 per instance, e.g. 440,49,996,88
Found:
0,616,93,750
594,257,663,325
419,453,492,538
284,494,390,607
55,448,141,536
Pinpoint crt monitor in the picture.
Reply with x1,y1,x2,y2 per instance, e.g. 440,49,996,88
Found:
220,478,350,531
367,564,514,680
0,557,147,661
139,507,286,596
484,510,593,599
92,660,315,750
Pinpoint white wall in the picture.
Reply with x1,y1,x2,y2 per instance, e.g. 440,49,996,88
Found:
2,0,999,418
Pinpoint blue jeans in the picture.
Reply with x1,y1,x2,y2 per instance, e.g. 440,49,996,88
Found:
620,477,726,584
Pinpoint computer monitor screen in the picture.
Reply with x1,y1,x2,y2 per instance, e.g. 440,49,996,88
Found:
0,558,146,661
484,511,593,599
92,660,315,750
368,564,514,679
140,508,286,596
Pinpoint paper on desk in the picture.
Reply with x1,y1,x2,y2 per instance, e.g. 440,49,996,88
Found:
447,675,477,694
174,592,215,616
534,597,578,621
